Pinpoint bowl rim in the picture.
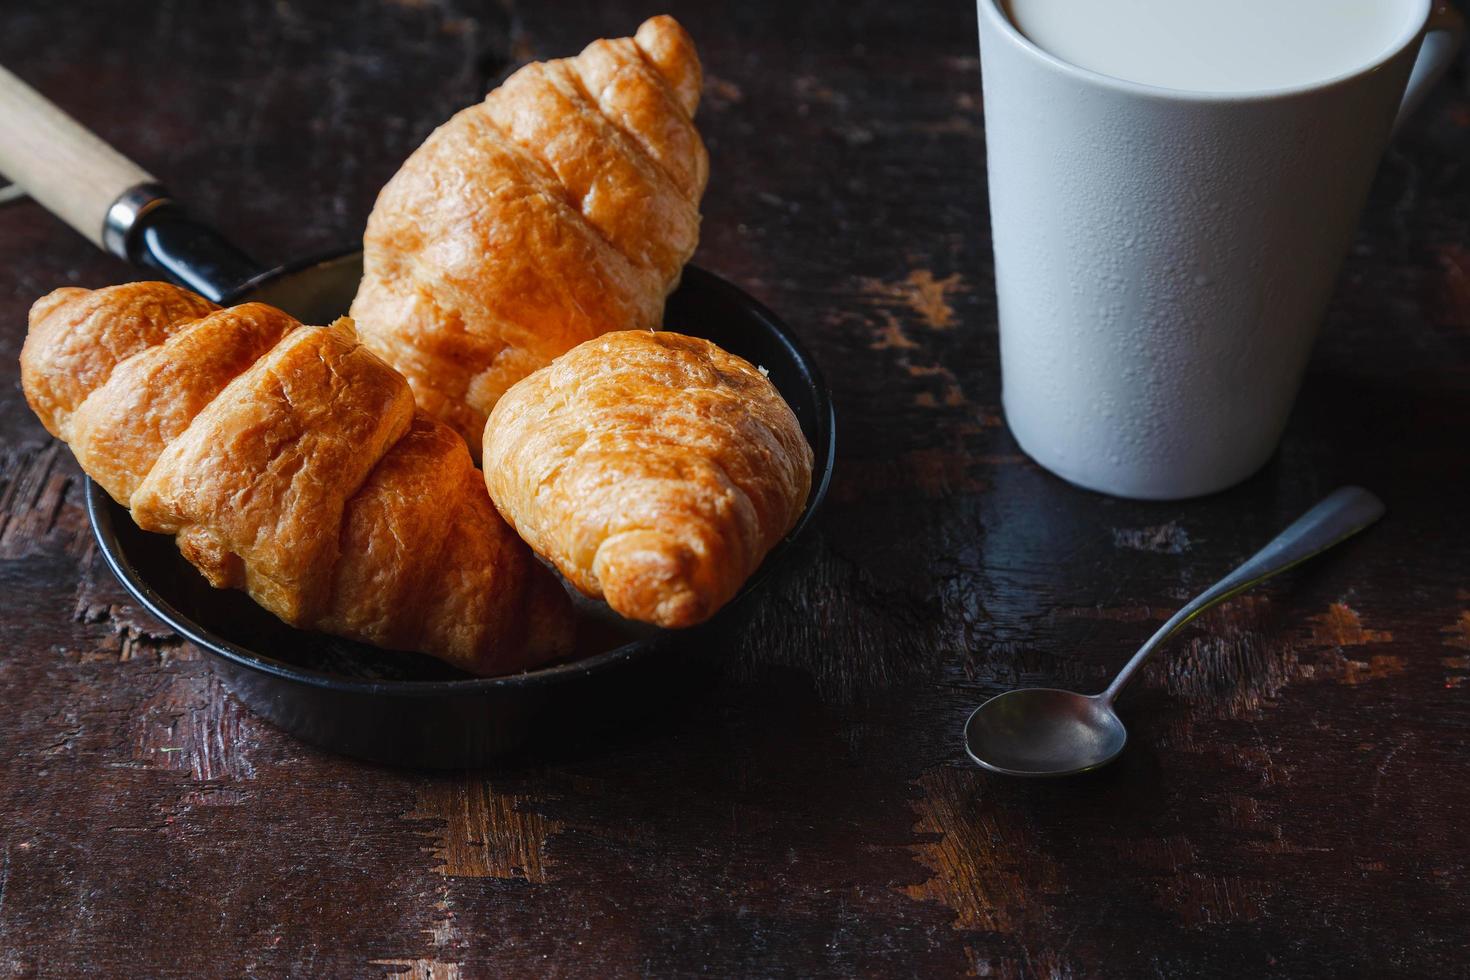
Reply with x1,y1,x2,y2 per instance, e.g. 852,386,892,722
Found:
86,262,836,697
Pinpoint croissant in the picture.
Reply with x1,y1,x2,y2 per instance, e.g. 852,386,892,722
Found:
350,14,709,456
483,331,813,629
21,282,573,675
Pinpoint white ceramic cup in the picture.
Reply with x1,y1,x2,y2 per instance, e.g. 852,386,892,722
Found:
977,0,1465,499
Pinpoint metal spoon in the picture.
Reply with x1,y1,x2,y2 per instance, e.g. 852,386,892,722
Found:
964,486,1386,777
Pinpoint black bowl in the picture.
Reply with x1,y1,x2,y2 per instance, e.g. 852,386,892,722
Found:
87,263,835,767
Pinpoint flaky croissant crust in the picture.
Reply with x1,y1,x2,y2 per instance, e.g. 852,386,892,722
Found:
21,282,572,675
483,330,814,629
350,14,709,457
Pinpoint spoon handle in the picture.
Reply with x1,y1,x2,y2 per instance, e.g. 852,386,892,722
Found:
1100,486,1386,703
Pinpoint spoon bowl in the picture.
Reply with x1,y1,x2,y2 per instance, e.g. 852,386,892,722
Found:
964,690,1126,777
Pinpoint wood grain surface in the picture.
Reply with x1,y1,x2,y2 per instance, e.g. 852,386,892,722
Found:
1,1,1467,976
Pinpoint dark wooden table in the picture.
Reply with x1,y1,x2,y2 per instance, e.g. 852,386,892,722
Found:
2,2,1468,976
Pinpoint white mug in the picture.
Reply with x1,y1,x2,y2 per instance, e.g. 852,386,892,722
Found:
977,0,1465,499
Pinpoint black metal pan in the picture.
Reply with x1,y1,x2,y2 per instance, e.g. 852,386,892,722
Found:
0,63,835,766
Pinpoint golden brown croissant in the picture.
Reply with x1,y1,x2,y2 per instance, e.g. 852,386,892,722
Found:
482,331,813,629
21,282,573,675
350,14,709,456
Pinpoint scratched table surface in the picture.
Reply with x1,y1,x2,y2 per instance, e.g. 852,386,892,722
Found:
1,1,1468,977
